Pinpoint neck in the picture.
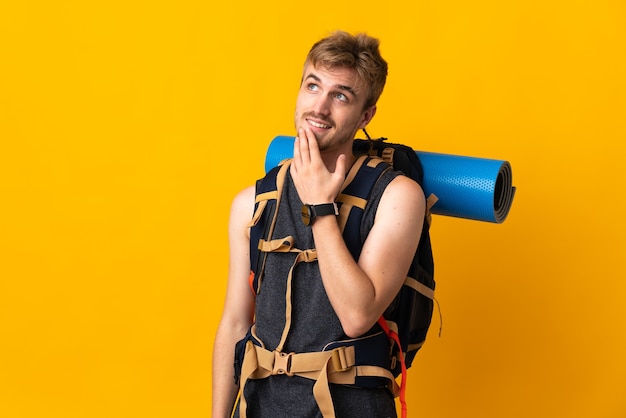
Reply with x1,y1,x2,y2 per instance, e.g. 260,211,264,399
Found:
320,146,356,175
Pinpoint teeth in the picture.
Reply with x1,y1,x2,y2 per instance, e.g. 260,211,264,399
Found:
309,120,330,129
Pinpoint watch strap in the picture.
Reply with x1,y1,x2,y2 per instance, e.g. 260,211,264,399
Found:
302,202,339,226
310,202,339,217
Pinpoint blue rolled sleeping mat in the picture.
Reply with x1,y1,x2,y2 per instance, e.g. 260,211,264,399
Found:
265,135,516,223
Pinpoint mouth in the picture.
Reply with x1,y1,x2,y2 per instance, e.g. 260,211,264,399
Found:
306,118,332,130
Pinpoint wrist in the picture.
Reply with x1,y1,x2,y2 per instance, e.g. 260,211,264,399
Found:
301,202,339,226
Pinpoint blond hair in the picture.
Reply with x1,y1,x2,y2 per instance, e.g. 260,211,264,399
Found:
305,31,388,109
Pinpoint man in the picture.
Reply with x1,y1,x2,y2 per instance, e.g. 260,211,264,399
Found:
212,31,425,417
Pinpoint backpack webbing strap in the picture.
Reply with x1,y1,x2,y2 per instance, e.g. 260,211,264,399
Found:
254,230,319,353
381,147,396,164
238,341,399,418
247,160,292,294
276,248,318,352
248,192,272,227
426,193,439,226
335,155,370,232
336,155,390,258
405,275,435,300
257,236,295,253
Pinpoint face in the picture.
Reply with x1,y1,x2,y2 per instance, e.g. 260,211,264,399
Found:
294,63,376,153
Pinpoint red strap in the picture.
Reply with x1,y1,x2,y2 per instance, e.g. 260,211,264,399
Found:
377,317,408,418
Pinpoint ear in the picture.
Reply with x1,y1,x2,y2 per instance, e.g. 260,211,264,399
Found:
358,105,377,129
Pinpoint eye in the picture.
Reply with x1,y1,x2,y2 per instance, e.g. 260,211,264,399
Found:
334,92,348,102
307,83,319,91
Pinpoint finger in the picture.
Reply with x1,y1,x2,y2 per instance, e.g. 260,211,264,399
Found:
293,135,301,163
303,126,321,162
297,128,311,164
291,136,298,171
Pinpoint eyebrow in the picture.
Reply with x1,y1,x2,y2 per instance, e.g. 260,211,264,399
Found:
304,73,358,99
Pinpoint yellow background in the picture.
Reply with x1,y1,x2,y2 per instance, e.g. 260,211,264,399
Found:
1,0,625,417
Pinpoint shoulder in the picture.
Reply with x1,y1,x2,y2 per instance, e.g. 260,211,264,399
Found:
232,184,255,210
385,172,424,195
229,185,256,234
378,173,425,217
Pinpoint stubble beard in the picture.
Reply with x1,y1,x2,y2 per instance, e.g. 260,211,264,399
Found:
297,112,343,152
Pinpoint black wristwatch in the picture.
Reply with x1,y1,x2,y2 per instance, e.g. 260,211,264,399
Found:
301,202,339,226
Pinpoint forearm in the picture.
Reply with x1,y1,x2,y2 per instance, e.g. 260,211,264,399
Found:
312,215,381,337
211,322,244,418
212,185,255,417
311,178,424,338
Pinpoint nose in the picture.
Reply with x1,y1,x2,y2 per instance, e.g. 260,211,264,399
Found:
311,93,331,116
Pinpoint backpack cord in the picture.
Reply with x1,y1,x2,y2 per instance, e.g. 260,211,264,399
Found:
435,297,443,338
377,317,408,418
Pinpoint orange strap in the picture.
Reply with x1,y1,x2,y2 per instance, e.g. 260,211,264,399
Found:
377,316,408,418
248,271,255,295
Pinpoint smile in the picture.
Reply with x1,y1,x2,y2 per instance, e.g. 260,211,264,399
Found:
307,119,331,129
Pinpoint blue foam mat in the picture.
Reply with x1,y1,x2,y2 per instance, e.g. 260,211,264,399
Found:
265,136,516,223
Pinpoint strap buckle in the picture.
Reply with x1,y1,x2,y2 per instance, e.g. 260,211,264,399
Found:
330,347,351,372
272,351,295,376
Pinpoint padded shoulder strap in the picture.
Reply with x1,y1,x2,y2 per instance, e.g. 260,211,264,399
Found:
248,159,292,294
336,155,391,261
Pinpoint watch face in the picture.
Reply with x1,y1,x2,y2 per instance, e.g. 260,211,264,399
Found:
301,205,312,226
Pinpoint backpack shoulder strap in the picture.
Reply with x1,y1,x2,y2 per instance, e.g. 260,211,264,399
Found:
336,154,391,261
248,159,292,294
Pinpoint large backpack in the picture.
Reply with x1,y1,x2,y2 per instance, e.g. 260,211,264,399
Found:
244,136,437,418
